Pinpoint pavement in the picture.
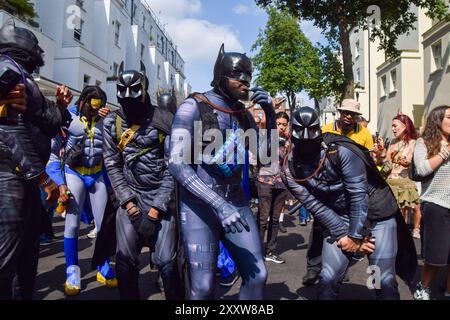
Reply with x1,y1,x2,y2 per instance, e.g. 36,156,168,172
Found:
34,213,448,300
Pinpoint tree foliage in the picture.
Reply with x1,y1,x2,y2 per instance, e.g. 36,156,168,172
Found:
252,6,322,111
0,0,36,19
256,0,450,98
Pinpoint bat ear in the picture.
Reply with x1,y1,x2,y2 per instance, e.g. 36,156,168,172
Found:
118,61,124,75
140,61,146,76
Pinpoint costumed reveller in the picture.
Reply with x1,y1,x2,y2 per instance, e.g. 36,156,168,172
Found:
0,20,71,300
169,44,276,300
46,86,116,296
281,107,417,300
103,63,180,300
302,99,373,286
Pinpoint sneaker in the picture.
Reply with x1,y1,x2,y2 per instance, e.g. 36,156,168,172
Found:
64,265,81,296
278,223,287,234
219,271,240,287
299,219,307,226
96,261,118,288
87,227,97,239
412,229,420,239
302,269,320,286
443,292,450,300
413,282,431,300
265,253,285,264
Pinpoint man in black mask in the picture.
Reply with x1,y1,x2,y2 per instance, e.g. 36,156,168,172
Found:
103,63,180,299
282,107,417,300
0,20,72,299
168,44,276,299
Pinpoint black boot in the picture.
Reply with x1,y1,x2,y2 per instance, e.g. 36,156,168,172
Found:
278,222,287,234
302,269,320,286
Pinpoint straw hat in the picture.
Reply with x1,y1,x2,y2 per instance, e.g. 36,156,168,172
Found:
337,99,362,115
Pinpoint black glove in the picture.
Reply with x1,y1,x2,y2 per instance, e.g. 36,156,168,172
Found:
130,213,159,243
250,87,273,112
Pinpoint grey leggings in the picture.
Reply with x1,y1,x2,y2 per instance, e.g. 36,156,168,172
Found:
318,216,399,300
180,199,267,300
64,173,108,238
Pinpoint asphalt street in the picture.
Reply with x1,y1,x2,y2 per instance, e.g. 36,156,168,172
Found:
34,213,448,300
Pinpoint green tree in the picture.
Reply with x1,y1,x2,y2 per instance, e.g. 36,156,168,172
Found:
252,6,322,111
256,0,450,99
0,0,36,19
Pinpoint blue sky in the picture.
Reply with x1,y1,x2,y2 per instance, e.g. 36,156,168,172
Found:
147,0,326,106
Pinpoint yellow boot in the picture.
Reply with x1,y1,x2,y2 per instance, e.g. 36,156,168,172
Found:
64,265,81,296
96,271,118,288
96,261,118,288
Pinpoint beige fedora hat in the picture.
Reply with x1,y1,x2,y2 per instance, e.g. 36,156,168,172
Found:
337,99,362,115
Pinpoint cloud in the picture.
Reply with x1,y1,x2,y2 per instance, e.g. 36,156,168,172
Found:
147,0,244,64
300,20,327,45
166,19,244,63
233,4,249,15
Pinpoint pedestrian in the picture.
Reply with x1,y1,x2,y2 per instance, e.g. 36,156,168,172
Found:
412,106,450,300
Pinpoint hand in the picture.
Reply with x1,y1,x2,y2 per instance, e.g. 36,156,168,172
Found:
125,201,141,218
337,236,362,253
58,184,71,203
376,138,385,151
98,107,110,118
0,84,27,113
358,237,376,254
148,207,160,220
42,180,60,207
216,202,250,233
250,87,273,112
55,85,73,109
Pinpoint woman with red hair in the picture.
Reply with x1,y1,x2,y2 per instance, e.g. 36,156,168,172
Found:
379,114,421,237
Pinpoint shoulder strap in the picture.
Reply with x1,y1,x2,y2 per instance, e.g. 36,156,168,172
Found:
190,93,220,133
117,124,141,153
115,115,122,145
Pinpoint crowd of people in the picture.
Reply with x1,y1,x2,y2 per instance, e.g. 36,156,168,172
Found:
0,21,449,301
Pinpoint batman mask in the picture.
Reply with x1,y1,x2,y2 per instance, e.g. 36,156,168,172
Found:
117,62,151,123
157,92,177,115
210,43,252,102
0,20,44,73
291,107,322,159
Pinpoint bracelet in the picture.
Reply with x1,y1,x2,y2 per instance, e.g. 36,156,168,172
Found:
438,151,449,161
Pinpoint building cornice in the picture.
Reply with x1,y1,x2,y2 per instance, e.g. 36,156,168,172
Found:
376,50,421,74
422,21,450,43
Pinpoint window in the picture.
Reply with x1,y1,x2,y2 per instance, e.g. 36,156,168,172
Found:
83,75,90,88
113,63,119,77
381,75,387,97
114,21,121,46
355,40,360,58
74,19,84,41
140,44,145,61
157,64,161,80
142,15,146,30
431,41,442,72
356,68,361,83
390,69,397,92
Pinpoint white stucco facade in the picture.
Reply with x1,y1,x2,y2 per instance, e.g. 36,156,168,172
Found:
27,0,190,105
